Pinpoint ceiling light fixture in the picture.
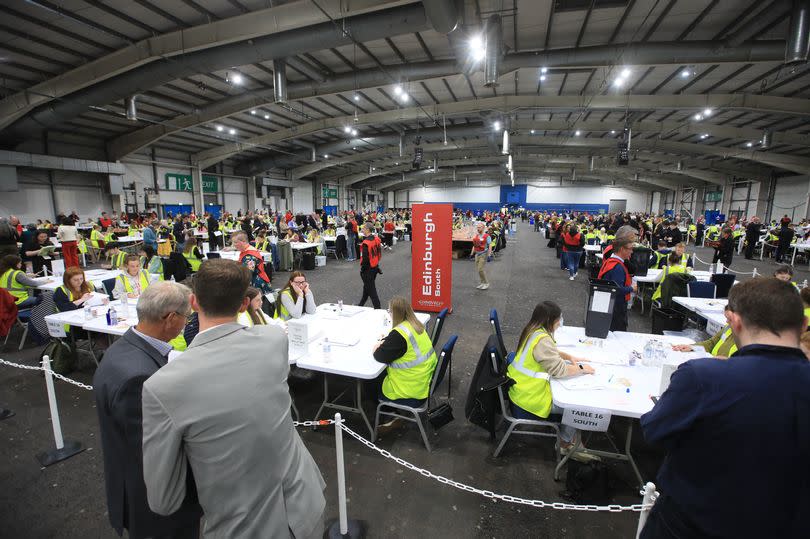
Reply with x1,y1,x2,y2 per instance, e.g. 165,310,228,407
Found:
610,130,616,134
680,69,691,78
694,113,703,121
393,85,403,96
215,125,223,132
351,129,358,136
250,109,256,115
493,121,501,131
344,126,351,134
541,67,548,74
700,134,709,139
575,130,581,136
540,75,546,81
530,129,535,134
745,142,753,148
230,72,243,85
264,114,270,120
703,108,712,117
228,128,236,135
470,35,486,62
324,154,329,158
354,94,360,102
400,93,409,103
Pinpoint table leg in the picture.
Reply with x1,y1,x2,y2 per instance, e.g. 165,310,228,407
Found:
553,419,644,488
792,246,797,266
312,375,374,439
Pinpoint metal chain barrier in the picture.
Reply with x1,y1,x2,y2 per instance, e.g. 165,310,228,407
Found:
337,421,656,513
0,358,94,391
2,359,656,514
691,255,758,276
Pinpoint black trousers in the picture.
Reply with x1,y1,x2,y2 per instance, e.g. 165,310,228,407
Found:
744,235,757,259
609,303,628,332
358,268,381,309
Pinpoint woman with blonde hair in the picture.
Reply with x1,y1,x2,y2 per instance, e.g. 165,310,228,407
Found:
373,296,437,432
182,237,204,272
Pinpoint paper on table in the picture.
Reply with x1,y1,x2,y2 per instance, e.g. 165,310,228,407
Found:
84,293,109,307
556,373,613,391
591,290,611,314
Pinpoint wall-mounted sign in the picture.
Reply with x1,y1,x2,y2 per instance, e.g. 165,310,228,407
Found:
322,187,338,198
165,173,218,193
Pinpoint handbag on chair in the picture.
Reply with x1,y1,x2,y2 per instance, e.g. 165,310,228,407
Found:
427,402,454,429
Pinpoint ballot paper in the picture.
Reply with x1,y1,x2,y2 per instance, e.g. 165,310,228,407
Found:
556,373,614,391
84,292,109,307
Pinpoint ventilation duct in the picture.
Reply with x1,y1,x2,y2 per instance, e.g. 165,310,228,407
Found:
125,96,137,121
423,0,460,34
761,129,772,149
485,15,502,87
786,0,810,63
273,59,288,103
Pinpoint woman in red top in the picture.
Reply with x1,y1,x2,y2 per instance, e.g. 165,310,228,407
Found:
469,221,492,289
382,219,395,249
561,224,585,280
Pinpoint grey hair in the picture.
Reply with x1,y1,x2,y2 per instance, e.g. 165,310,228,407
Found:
136,281,191,324
231,230,248,243
614,225,638,242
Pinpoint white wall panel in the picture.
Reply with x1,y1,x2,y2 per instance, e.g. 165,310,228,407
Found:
291,180,313,214
772,175,810,222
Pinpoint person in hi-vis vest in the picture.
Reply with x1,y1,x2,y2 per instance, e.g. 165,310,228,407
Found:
112,255,153,300
373,296,438,434
507,301,599,462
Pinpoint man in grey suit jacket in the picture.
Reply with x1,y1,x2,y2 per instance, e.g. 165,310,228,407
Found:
142,259,325,538
93,281,202,538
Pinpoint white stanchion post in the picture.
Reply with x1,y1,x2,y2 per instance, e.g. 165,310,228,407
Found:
36,355,84,467
752,268,758,278
335,413,348,535
328,413,363,538
635,482,657,539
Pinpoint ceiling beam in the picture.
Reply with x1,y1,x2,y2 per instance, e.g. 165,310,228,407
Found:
0,0,419,131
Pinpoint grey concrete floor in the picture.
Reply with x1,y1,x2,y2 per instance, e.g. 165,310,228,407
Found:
0,223,799,538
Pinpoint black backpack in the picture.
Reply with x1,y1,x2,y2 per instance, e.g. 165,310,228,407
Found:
561,460,612,505
41,339,77,375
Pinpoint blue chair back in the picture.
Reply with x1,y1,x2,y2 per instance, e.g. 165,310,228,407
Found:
489,308,507,358
688,280,716,299
102,277,117,300
586,237,599,245
431,335,457,393
431,307,449,345
710,273,736,298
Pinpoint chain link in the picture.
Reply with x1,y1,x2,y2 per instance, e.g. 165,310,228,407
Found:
293,419,339,427
338,423,656,513
0,358,94,391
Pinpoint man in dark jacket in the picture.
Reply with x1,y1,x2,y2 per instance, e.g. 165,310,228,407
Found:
744,217,761,259
206,212,220,252
93,281,201,538
775,223,795,263
597,238,637,331
640,278,810,539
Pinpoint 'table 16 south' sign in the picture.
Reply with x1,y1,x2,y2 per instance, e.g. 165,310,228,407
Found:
165,173,218,193
410,203,452,313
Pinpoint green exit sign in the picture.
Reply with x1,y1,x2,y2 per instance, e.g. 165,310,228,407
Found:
165,173,218,193
322,187,338,198
705,191,722,202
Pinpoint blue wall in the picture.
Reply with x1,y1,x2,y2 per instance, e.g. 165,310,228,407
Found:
432,202,609,213
500,184,527,205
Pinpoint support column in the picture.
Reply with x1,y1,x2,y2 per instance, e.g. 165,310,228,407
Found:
720,176,733,217
246,177,257,213
191,167,204,214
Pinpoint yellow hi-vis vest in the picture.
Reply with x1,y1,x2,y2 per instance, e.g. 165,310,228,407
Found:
507,328,553,418
238,309,269,327
110,251,127,269
382,320,438,401
77,238,88,254
804,306,810,328
652,264,689,301
1,269,29,305
168,333,187,351
182,250,202,272
711,326,738,357
56,285,89,332
90,229,103,248
118,270,150,295
275,289,294,321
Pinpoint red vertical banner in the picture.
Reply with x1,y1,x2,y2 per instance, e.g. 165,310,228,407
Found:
411,203,453,313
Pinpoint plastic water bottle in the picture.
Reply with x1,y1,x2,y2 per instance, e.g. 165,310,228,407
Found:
322,338,331,362
83,305,92,320
655,341,666,367
338,300,343,314
643,340,654,366
121,293,129,311
106,306,118,326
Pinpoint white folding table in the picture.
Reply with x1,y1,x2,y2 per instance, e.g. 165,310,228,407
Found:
551,326,700,486
295,304,431,437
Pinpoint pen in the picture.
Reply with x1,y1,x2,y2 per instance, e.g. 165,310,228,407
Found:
608,375,613,383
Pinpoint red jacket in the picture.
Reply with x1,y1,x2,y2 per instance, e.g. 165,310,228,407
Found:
0,288,18,338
